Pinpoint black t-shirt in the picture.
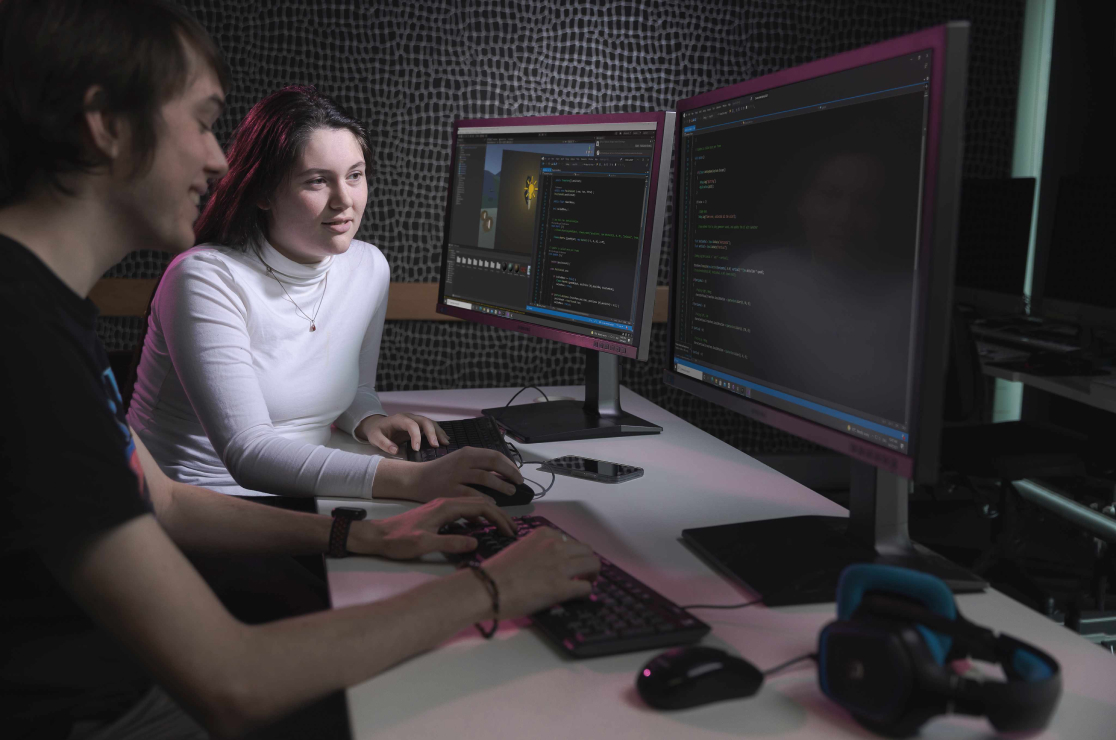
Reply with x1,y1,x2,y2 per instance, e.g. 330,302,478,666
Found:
0,235,154,737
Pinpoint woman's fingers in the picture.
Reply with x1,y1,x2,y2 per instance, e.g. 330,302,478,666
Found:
369,429,398,455
400,417,423,452
468,449,523,484
465,468,516,496
486,472,518,497
412,415,441,447
434,422,450,445
421,449,524,503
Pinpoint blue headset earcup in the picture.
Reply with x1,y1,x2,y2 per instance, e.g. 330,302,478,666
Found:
983,641,1063,732
817,617,948,737
836,564,958,664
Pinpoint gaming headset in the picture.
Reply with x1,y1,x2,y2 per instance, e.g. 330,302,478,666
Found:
818,564,1062,737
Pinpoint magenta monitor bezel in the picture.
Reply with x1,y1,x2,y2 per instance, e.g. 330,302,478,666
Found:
665,23,968,483
435,111,670,361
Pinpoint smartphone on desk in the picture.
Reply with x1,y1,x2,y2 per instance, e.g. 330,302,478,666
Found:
539,455,644,484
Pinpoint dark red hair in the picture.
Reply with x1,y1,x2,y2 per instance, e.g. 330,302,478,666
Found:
194,85,372,247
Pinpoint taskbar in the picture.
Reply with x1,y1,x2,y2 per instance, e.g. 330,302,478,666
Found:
672,357,909,453
445,297,634,345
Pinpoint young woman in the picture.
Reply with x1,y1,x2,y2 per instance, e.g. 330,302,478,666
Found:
127,86,521,500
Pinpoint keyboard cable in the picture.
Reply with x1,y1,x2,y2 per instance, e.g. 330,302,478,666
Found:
505,440,555,500
679,599,762,610
507,440,525,467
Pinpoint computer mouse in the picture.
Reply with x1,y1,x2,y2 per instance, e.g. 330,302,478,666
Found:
636,646,764,710
470,482,535,507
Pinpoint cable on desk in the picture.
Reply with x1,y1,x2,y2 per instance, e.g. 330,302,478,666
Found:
505,441,555,500
505,385,550,407
762,652,817,677
679,599,763,610
523,467,556,500
506,441,524,468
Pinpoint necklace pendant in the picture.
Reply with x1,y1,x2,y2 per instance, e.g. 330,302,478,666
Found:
310,323,316,332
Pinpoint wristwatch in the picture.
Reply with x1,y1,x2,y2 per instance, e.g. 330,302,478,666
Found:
328,506,367,558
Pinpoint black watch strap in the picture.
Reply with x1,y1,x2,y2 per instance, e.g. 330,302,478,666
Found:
329,507,366,558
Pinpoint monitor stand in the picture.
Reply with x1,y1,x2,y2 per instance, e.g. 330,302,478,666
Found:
681,460,987,605
482,348,663,443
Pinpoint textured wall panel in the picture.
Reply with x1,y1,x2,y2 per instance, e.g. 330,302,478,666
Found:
100,0,1024,455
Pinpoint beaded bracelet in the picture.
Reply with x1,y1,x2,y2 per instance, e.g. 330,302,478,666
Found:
468,564,500,638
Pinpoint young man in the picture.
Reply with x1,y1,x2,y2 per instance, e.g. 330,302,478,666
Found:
0,2,599,738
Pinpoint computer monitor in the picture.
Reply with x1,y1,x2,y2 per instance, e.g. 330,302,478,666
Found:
953,177,1036,316
1034,174,1116,328
663,23,984,604
436,112,675,442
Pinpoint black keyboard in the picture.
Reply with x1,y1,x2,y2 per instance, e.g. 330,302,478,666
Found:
441,515,711,658
406,416,512,462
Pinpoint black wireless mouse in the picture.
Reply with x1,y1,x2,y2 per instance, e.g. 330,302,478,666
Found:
470,482,535,507
636,646,764,710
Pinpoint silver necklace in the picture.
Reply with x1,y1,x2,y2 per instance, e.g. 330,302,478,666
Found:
259,256,328,332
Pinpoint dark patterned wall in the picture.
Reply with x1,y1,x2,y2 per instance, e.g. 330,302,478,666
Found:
100,0,1025,455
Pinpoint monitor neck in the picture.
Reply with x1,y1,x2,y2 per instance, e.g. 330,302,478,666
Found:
584,348,623,418
848,460,911,556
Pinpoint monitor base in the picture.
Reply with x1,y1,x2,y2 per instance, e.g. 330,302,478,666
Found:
482,348,663,443
484,399,662,443
682,515,986,606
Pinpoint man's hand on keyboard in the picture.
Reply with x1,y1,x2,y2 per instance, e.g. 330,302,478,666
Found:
348,498,516,560
483,529,601,620
358,412,449,454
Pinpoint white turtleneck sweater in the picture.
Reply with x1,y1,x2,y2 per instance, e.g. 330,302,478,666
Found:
127,239,389,497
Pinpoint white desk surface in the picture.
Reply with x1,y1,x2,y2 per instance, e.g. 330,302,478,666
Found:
319,386,1116,739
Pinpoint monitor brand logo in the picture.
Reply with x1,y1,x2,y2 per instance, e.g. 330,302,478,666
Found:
850,442,898,471
593,340,624,353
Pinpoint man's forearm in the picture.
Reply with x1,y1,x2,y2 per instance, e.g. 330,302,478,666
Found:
235,566,491,729
160,482,331,556
66,516,493,738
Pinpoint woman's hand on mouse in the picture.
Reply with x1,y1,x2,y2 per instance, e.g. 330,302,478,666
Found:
347,497,516,560
480,528,600,619
358,412,449,454
373,448,524,502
